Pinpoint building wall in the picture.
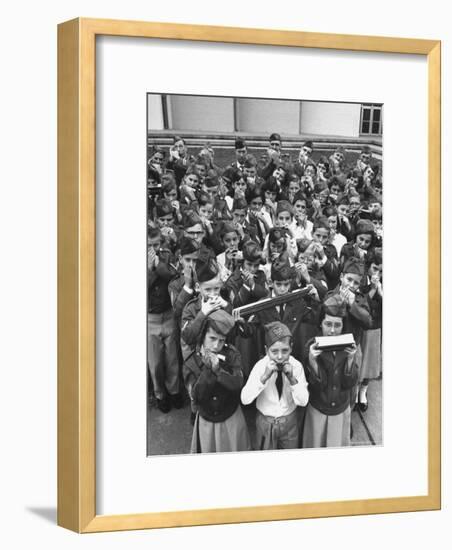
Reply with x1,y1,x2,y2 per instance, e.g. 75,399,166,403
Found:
300,101,362,137
169,95,235,132
148,95,367,138
147,94,164,130
236,98,300,134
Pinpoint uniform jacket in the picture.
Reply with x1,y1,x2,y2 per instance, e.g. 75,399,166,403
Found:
303,337,359,415
324,286,373,344
183,344,244,422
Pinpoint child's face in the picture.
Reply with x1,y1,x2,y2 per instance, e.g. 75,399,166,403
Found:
372,219,383,235
185,173,199,188
321,314,343,336
289,181,300,195
304,165,316,178
232,209,246,225
203,327,226,354
163,188,177,202
273,279,291,296
276,211,292,229
369,201,382,216
356,233,372,250
313,228,329,246
337,204,349,217
267,336,292,365
340,272,362,293
265,190,277,202
148,236,161,254
330,184,341,196
363,166,374,181
249,197,263,212
233,179,247,195
244,166,256,179
299,146,312,160
293,199,307,219
157,213,174,228
199,277,222,300
349,197,361,212
195,164,206,179
333,151,344,164
328,216,338,231
269,239,285,257
199,203,213,220
185,223,205,244
298,250,315,270
273,167,286,182
319,189,329,205
243,259,260,275
236,147,247,163
368,262,382,280
347,175,359,188
180,255,197,270
150,152,165,169
222,231,239,250
174,139,186,157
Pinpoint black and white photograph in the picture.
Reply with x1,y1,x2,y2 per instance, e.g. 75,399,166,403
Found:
146,93,383,455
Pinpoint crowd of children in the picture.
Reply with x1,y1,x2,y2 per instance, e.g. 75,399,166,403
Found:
147,133,383,452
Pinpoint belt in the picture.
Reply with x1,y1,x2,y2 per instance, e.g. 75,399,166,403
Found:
258,408,297,425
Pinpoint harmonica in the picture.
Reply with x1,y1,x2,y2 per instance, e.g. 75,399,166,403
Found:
232,287,312,318
314,333,355,351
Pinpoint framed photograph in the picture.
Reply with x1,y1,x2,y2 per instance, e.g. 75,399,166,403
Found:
58,18,441,533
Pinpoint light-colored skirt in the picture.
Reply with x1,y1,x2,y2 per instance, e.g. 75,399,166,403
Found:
191,405,252,453
360,328,382,382
302,404,351,448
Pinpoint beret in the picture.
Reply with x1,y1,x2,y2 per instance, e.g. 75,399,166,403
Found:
179,236,200,257
343,257,365,276
269,133,282,142
355,219,375,236
271,260,294,282
155,199,173,218
207,309,235,336
265,321,292,348
276,200,294,216
196,259,220,283
242,240,262,262
235,138,247,150
323,294,347,318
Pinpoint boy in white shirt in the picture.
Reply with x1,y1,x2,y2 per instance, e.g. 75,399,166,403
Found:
241,321,309,450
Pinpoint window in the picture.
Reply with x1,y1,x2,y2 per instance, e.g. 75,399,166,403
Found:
360,104,383,136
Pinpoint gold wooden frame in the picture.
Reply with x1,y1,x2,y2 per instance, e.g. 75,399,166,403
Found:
57,18,441,533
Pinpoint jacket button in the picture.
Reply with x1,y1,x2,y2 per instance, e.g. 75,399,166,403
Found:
332,385,337,390
212,396,218,401
331,402,336,406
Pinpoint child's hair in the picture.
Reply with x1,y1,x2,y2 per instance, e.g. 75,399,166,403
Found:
184,165,201,178
328,176,343,190
288,173,301,185
198,194,214,208
161,172,176,186
244,155,257,168
246,187,262,204
148,227,162,240
323,206,337,218
162,181,177,196
261,177,279,200
268,227,288,245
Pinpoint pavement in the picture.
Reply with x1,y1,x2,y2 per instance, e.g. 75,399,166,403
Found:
147,378,382,455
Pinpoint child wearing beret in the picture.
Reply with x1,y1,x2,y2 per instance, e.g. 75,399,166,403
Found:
310,217,340,289
184,309,251,453
357,249,383,411
147,227,183,413
224,240,269,376
340,219,375,268
303,295,359,447
241,321,309,450
181,259,232,360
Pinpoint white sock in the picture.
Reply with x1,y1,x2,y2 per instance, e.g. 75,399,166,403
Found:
359,385,368,403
